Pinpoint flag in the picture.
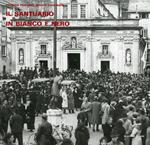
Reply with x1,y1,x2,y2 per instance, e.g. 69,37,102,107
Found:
141,43,148,69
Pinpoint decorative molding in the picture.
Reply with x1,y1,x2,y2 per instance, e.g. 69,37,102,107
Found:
124,42,133,45
26,37,32,41
39,37,48,43
133,35,140,41
62,40,86,50
10,37,16,42
33,37,39,41
101,41,110,44
97,52,114,59
17,42,25,45
116,36,124,41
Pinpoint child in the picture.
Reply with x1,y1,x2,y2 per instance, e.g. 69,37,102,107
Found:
99,137,107,145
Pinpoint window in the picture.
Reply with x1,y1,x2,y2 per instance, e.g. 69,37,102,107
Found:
41,45,47,54
141,29,148,38
1,46,6,57
3,65,6,74
19,48,24,64
80,5,86,18
140,13,149,19
71,0,78,18
102,45,108,55
63,5,68,18
147,49,150,62
2,6,6,15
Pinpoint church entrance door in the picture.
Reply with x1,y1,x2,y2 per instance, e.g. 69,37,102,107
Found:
39,60,48,70
101,61,110,73
68,53,80,70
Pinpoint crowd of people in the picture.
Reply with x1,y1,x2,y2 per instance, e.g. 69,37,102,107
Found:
0,67,150,145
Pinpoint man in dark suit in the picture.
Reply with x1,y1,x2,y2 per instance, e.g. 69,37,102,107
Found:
26,100,36,132
15,100,26,127
1,99,11,134
35,114,54,145
75,118,90,145
36,114,53,136
10,109,23,145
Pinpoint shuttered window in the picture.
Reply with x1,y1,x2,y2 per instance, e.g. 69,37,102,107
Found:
71,0,78,18
147,49,150,62
80,5,86,18
63,5,68,18
1,46,6,57
41,45,47,54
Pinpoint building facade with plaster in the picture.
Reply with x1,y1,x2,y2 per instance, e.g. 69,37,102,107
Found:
8,0,144,74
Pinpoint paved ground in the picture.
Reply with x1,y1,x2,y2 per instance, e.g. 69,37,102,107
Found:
22,111,103,145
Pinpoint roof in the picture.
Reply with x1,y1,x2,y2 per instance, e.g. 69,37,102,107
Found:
0,0,26,10
100,0,118,4
0,79,21,87
97,0,116,19
128,0,150,12
31,78,53,83
0,79,19,83
100,0,129,9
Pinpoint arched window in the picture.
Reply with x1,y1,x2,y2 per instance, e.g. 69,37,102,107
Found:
126,49,131,65
71,0,78,18
19,48,24,64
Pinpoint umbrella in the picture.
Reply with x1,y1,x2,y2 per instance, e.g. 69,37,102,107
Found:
31,78,53,83
61,80,78,86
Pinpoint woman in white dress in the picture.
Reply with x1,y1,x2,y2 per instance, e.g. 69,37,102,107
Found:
130,119,142,145
61,86,68,114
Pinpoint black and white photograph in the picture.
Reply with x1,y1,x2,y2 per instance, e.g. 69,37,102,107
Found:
0,0,150,145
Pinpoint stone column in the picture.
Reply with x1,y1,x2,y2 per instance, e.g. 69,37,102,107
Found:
56,36,61,70
10,35,16,74
116,35,124,73
132,35,140,74
91,37,100,72
25,35,32,67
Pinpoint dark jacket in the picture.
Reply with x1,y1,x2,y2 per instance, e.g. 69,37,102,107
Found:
15,104,26,123
10,114,23,133
75,125,90,145
26,102,36,117
112,122,126,143
37,121,53,136
1,105,11,122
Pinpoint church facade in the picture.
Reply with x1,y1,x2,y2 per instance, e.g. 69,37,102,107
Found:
8,0,145,74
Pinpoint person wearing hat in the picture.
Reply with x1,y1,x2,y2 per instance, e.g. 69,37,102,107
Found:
35,114,56,145
107,130,124,145
75,118,90,145
146,120,150,145
26,99,36,132
36,114,53,137
101,98,111,139
91,96,101,132
15,100,26,128
137,108,149,145
9,109,23,145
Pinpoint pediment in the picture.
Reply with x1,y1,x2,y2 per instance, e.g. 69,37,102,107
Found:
97,52,114,59
39,37,48,43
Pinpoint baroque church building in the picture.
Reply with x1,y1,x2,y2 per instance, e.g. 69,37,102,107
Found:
8,0,145,74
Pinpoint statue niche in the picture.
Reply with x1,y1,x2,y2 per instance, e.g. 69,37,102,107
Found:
71,37,77,49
